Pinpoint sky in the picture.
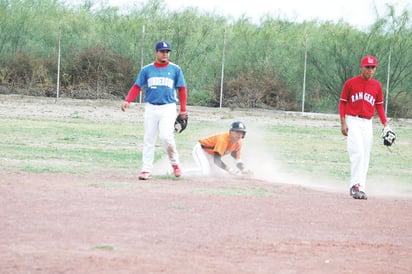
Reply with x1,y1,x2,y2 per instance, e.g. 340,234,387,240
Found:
99,0,411,30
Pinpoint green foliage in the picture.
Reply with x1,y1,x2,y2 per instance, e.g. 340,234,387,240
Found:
211,71,297,110
69,47,135,98
3,51,52,92
190,88,215,106
308,23,366,102
0,0,411,117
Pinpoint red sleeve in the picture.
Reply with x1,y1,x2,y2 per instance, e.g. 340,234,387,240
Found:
124,84,141,103
375,103,387,125
375,81,387,124
339,81,349,119
178,86,187,113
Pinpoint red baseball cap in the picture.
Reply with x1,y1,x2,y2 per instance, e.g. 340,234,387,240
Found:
360,55,378,67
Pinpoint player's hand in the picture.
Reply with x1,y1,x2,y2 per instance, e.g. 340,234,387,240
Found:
179,112,188,120
226,167,240,176
341,121,348,136
121,102,130,112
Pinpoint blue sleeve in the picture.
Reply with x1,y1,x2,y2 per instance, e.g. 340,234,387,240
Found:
135,68,147,87
175,68,186,88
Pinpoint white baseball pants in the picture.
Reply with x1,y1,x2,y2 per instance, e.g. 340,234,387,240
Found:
192,142,229,176
192,142,213,175
345,115,373,191
141,103,178,172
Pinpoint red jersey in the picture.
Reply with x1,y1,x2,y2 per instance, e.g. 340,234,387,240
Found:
198,132,242,159
339,75,387,124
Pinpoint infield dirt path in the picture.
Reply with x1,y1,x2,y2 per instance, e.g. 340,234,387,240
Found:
1,171,412,274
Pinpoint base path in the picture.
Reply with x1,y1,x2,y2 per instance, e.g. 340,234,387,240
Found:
1,172,411,274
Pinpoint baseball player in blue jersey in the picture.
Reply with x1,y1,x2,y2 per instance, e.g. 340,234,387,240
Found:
121,41,188,180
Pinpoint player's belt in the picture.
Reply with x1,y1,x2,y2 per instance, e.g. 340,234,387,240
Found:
356,115,371,119
201,145,214,150
149,102,166,105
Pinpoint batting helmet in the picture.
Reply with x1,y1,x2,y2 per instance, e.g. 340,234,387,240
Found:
230,121,246,138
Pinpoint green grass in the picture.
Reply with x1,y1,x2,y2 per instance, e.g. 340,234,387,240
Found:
0,100,411,187
192,186,274,196
264,124,350,180
0,116,159,173
168,204,186,209
91,245,115,251
87,182,142,188
264,123,412,185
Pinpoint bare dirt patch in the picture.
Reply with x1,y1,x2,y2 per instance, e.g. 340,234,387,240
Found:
1,171,412,273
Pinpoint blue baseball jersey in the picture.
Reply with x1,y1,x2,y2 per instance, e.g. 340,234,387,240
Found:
135,62,186,105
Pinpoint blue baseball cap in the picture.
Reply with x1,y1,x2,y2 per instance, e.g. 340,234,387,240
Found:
155,41,172,51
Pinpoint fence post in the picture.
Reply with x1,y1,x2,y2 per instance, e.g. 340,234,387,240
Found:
219,28,227,109
56,26,61,98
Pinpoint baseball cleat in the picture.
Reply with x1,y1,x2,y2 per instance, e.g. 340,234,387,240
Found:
353,191,368,200
350,184,360,196
138,171,152,180
172,164,182,177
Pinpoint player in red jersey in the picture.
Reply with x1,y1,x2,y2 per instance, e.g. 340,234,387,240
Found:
339,55,391,200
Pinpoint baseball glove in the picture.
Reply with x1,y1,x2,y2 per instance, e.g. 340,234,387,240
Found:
381,126,396,146
174,113,188,133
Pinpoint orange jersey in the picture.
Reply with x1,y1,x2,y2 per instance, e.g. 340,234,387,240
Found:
198,132,242,159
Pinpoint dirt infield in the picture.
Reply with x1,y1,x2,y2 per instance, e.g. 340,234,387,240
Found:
1,171,412,274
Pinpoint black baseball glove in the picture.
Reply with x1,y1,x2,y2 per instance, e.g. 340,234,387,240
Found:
174,113,188,133
381,126,396,146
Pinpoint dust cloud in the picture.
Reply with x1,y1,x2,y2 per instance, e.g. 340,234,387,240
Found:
153,122,346,193
243,124,412,198
241,124,346,193
152,116,410,198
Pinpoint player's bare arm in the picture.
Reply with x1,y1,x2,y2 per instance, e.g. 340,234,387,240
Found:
341,117,348,136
